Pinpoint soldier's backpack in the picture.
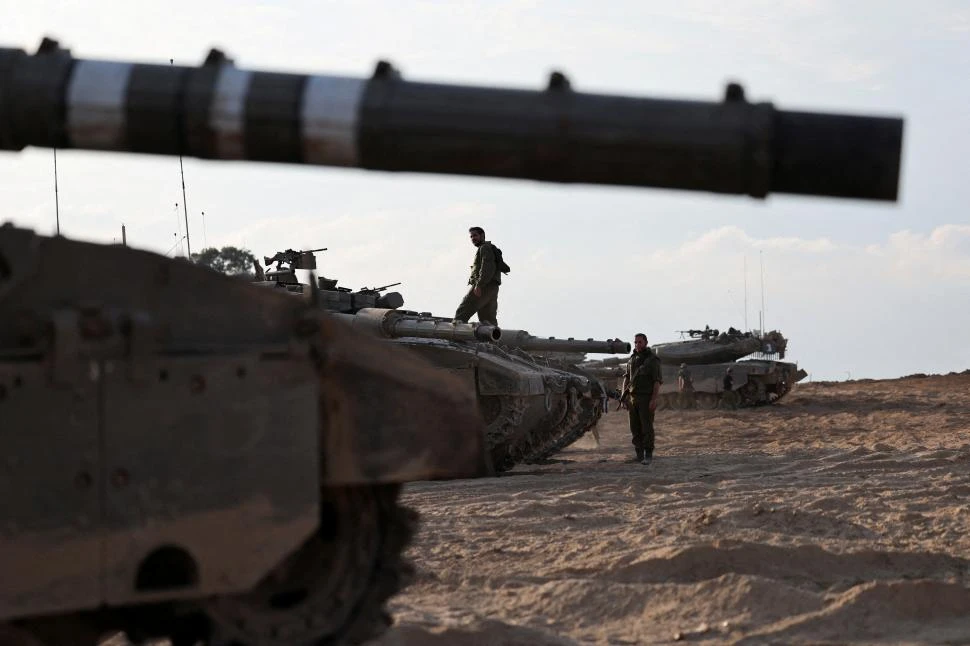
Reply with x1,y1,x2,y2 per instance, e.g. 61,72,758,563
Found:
493,245,511,274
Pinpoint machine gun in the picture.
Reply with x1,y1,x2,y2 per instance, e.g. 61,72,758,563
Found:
358,281,402,294
0,38,903,202
678,327,720,340
263,247,328,271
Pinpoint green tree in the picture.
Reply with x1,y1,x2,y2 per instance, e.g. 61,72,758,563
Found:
191,246,257,276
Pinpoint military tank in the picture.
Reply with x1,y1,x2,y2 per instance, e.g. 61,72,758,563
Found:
0,37,904,644
252,247,630,472
0,225,487,646
582,327,807,410
493,339,628,462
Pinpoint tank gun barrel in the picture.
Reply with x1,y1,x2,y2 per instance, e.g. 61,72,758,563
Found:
334,308,500,342
500,332,630,354
581,356,629,368
0,38,902,201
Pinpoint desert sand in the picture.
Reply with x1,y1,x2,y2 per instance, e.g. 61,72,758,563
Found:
372,372,970,645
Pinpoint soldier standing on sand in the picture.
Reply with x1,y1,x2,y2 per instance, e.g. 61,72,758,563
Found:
620,333,663,465
720,367,738,409
454,226,502,326
677,362,695,409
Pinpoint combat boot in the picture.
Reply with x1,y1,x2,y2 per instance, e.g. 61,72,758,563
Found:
641,453,653,466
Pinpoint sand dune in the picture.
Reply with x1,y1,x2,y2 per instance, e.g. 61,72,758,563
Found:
372,372,970,645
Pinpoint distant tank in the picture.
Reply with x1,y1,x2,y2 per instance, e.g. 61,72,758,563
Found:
582,327,807,409
252,248,629,471
0,226,487,646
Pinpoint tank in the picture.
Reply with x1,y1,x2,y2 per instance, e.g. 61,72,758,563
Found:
653,327,805,409
581,327,807,410
253,249,629,471
0,225,488,645
494,337,630,461
0,38,905,643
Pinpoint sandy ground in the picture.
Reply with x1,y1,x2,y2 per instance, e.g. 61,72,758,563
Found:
371,372,970,645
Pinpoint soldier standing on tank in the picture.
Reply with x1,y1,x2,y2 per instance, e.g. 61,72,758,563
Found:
677,362,695,409
620,333,663,465
454,226,501,326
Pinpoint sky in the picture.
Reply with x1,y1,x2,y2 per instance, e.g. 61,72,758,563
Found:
2,0,969,381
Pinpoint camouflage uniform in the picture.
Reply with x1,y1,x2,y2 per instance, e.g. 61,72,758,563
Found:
454,241,501,326
720,370,739,409
622,347,663,460
677,364,695,408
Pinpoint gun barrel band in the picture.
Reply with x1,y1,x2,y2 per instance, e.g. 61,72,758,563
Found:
211,66,251,159
0,42,904,201
301,74,365,166
67,60,132,150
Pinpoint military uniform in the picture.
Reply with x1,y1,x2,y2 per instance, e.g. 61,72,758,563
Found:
622,347,663,461
720,370,738,409
677,366,694,390
454,240,501,326
677,364,695,408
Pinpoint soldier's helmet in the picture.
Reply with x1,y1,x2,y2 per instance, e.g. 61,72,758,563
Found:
726,367,734,373
680,363,687,368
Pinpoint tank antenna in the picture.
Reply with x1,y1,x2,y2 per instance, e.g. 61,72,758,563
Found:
173,201,183,256
743,255,748,332
759,250,766,335
53,148,60,235
172,58,192,259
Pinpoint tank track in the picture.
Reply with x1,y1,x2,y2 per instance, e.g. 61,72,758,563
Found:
481,395,531,473
522,389,601,464
1,485,417,646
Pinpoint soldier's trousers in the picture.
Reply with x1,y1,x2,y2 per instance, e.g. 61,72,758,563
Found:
628,398,656,458
454,282,500,326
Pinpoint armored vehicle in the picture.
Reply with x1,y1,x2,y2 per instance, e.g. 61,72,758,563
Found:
494,339,629,461
0,226,487,645
0,38,904,644
582,327,807,409
252,248,630,471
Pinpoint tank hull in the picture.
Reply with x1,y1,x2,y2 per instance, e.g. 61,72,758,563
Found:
386,339,606,472
0,227,487,645
657,359,807,410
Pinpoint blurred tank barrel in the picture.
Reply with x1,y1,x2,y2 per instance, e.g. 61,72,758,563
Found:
501,331,630,354
0,38,903,201
334,308,501,342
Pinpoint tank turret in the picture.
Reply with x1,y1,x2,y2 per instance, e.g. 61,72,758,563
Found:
1,38,903,202
653,328,787,365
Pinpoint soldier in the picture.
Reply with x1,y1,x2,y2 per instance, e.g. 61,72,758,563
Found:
677,362,695,409
454,226,501,326
620,332,663,465
720,367,738,409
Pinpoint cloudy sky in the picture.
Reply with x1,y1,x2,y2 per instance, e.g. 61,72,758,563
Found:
3,1,968,380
